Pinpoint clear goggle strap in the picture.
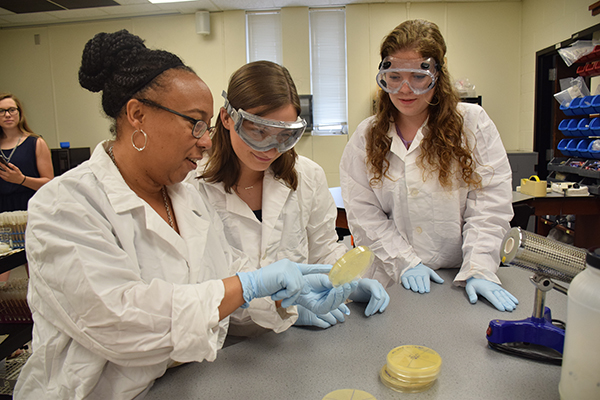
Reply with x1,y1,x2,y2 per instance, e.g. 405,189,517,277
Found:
222,90,239,123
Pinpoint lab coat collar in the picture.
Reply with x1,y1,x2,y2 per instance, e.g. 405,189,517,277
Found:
89,141,191,259
90,141,147,215
389,119,428,160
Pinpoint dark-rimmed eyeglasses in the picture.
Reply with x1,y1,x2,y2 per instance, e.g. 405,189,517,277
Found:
137,99,214,139
0,107,19,116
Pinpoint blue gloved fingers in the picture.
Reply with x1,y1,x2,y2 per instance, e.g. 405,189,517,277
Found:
401,264,443,294
505,290,519,305
429,269,445,284
401,275,411,290
297,263,333,275
423,274,431,293
294,306,333,328
341,281,356,300
496,289,518,312
330,307,347,323
317,312,338,326
237,259,306,306
339,303,351,315
294,274,345,314
465,282,479,304
466,278,519,312
366,284,391,316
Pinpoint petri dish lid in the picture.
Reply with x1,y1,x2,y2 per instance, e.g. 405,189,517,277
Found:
379,365,437,393
321,389,376,400
328,246,374,287
386,345,442,378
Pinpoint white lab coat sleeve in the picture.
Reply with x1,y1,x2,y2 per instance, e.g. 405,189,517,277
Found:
25,182,225,367
299,157,348,265
454,105,513,285
340,119,421,287
227,244,298,335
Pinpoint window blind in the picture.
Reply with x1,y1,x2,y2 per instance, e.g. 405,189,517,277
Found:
309,8,347,134
246,11,282,65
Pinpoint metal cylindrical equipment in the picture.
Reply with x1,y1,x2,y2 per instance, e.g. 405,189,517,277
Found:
500,227,587,283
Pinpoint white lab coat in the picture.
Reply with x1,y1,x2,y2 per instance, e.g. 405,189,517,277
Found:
190,155,347,333
15,141,247,400
340,103,513,288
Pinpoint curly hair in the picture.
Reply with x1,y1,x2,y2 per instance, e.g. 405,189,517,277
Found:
0,93,36,139
201,61,300,193
78,29,193,133
368,19,481,189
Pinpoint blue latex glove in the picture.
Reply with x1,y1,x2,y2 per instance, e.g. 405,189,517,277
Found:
465,277,519,312
295,273,358,315
236,259,331,308
401,263,444,293
294,304,350,329
348,278,390,316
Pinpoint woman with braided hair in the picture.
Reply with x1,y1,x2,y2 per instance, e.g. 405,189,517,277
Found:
15,29,354,399
340,19,519,312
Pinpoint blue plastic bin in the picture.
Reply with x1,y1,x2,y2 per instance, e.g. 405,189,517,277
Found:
577,139,592,158
590,117,600,136
558,139,572,156
566,139,580,157
579,96,596,114
560,100,578,116
558,119,571,135
591,95,600,114
567,118,581,136
568,97,584,115
577,118,591,136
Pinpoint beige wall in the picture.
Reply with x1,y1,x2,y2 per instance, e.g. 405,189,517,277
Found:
4,2,594,187
519,0,599,151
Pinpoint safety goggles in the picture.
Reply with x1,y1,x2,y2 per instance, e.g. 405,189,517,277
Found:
222,91,307,153
376,57,437,95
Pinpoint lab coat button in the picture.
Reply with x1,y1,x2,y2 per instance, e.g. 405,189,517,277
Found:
410,189,419,196
415,227,422,234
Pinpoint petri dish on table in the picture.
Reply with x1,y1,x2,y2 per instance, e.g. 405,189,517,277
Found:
322,389,376,400
380,345,442,393
328,246,374,287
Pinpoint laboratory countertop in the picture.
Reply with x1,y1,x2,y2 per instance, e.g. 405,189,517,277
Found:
147,267,567,400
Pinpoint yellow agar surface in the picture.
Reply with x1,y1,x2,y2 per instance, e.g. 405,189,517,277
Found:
328,246,374,287
386,345,442,378
322,389,377,400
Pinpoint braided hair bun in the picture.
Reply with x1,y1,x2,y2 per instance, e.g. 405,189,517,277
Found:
79,29,185,118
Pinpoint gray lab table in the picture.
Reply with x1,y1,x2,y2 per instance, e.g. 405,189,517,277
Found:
147,267,567,400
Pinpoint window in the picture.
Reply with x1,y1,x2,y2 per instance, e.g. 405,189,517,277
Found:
246,11,282,64
309,8,347,134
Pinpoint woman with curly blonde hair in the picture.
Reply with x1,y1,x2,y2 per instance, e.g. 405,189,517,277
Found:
340,19,518,312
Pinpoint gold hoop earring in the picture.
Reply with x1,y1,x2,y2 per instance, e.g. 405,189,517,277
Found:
426,97,440,106
131,129,148,152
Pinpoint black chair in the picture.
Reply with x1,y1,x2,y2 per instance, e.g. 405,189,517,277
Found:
510,204,535,230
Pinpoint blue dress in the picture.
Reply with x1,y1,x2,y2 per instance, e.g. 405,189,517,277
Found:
0,135,39,212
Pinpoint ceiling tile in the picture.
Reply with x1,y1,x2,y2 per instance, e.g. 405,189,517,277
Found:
54,0,119,10
0,0,63,13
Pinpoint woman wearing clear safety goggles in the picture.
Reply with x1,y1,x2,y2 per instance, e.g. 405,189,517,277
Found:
340,19,518,312
190,61,389,336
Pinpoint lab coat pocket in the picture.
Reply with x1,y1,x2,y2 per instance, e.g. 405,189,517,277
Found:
431,189,462,240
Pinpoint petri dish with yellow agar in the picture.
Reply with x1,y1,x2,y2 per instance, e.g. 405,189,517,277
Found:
379,345,442,393
328,246,374,287
321,389,376,400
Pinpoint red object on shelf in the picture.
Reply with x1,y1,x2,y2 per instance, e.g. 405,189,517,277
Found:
577,45,600,63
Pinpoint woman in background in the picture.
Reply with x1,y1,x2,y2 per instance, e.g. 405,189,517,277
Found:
0,93,53,212
340,19,518,312
194,61,389,335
